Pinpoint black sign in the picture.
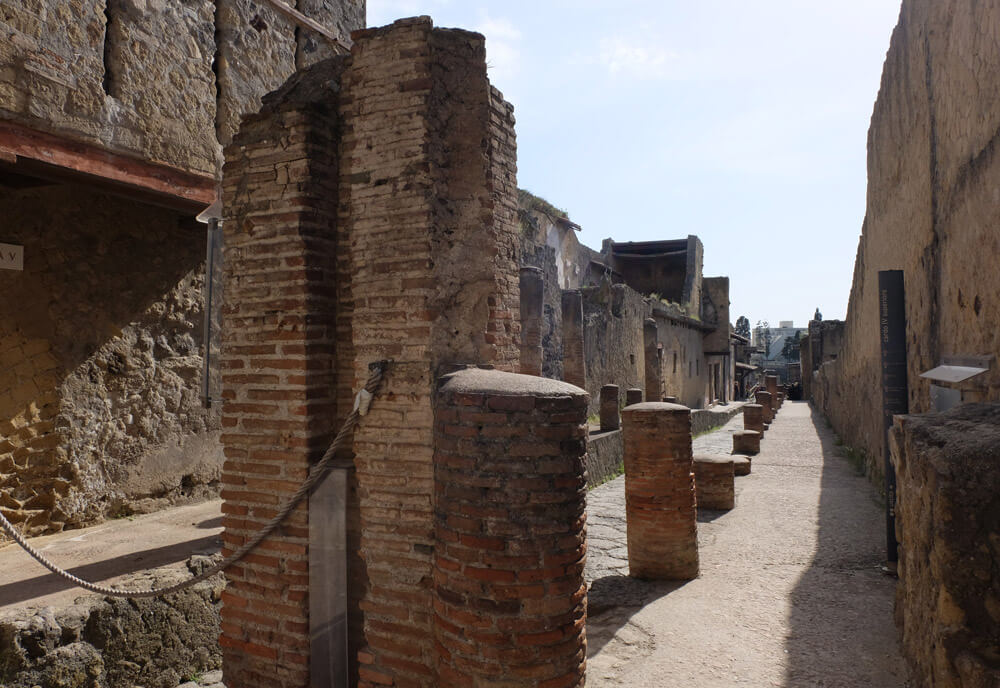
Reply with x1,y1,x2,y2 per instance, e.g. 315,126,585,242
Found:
879,270,908,566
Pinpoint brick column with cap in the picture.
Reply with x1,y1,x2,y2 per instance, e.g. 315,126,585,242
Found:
743,403,765,436
626,388,643,406
643,319,660,403
434,368,588,688
621,402,698,580
600,384,620,431
765,375,779,412
561,290,586,389
755,390,773,424
519,266,544,376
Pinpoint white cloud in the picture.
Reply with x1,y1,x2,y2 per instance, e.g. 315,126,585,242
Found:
597,35,678,78
473,14,523,85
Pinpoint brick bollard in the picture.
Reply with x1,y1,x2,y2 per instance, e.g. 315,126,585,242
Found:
732,455,751,476
765,375,779,412
434,368,588,688
743,403,765,435
626,388,643,406
732,430,761,455
663,395,677,403
693,456,735,510
621,402,698,580
600,384,621,431
755,390,773,424
519,266,544,376
562,290,586,389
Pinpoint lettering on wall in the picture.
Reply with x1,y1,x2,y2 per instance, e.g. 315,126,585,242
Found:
0,243,24,271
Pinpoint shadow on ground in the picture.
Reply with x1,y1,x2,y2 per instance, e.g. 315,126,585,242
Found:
587,575,687,655
781,406,909,687
0,533,221,608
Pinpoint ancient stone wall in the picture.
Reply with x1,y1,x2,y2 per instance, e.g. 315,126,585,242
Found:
0,185,220,536
890,404,1000,687
652,307,711,409
0,0,364,176
815,0,1000,478
581,280,646,415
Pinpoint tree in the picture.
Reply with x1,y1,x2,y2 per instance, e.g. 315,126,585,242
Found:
781,332,803,361
735,315,751,339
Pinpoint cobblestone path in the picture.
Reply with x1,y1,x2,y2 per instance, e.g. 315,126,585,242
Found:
584,401,910,687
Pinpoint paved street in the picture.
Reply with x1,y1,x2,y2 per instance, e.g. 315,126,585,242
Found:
584,401,911,687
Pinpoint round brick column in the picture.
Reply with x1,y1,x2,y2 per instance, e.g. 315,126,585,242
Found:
600,384,620,431
621,402,698,580
693,456,735,510
434,368,588,688
755,390,773,424
765,375,779,412
743,403,765,435
626,388,643,406
519,266,544,376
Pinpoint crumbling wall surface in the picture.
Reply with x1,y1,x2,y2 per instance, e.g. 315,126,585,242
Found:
0,0,363,174
520,221,563,379
0,558,224,688
817,0,1000,475
0,185,220,536
581,281,645,415
653,313,709,409
890,404,1000,688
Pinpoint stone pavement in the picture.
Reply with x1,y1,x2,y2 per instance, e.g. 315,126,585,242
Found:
584,401,911,687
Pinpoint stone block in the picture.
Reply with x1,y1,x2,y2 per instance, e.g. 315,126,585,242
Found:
733,430,761,455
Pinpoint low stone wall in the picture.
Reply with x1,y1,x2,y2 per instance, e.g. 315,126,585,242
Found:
890,404,1000,688
586,429,623,488
691,402,745,436
0,557,224,688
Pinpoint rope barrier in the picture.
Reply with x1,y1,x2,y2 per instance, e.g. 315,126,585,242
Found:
0,360,390,599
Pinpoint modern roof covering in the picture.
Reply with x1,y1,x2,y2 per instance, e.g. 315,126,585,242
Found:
611,239,688,259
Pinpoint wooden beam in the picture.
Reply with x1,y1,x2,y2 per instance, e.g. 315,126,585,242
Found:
0,119,216,211
260,0,349,53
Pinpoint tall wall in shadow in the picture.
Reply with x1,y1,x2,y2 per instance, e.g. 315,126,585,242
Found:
814,0,1000,481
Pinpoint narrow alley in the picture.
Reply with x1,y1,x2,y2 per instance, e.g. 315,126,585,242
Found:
585,401,911,687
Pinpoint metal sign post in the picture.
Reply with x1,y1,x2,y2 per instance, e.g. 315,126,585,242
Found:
878,270,908,572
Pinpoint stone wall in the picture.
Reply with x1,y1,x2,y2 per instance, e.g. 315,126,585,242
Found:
586,428,623,488
652,306,711,410
0,0,364,176
581,280,646,415
890,404,1000,687
814,0,1000,478
0,185,220,536
0,557,224,688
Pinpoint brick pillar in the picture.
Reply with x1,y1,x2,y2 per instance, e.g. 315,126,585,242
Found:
220,81,342,686
561,290,586,389
339,19,521,688
519,266,544,376
755,390,773,424
663,395,677,403
744,403,765,435
600,384,620,431
693,456,735,510
434,368,588,688
622,402,698,580
643,318,660,403
626,388,643,406
765,375,779,412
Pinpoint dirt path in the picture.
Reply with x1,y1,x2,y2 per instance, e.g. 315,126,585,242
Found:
585,401,911,687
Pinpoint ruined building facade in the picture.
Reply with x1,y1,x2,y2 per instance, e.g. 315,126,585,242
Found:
0,1,364,534
518,194,736,413
810,1,1000,685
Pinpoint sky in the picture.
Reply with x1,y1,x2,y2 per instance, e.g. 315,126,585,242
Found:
368,0,904,329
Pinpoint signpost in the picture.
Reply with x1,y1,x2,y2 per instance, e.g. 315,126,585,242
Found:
0,243,23,271
878,270,908,573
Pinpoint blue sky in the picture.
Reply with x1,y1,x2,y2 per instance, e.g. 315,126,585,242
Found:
368,1,903,328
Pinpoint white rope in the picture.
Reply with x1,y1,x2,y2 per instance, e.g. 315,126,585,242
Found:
0,362,389,599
